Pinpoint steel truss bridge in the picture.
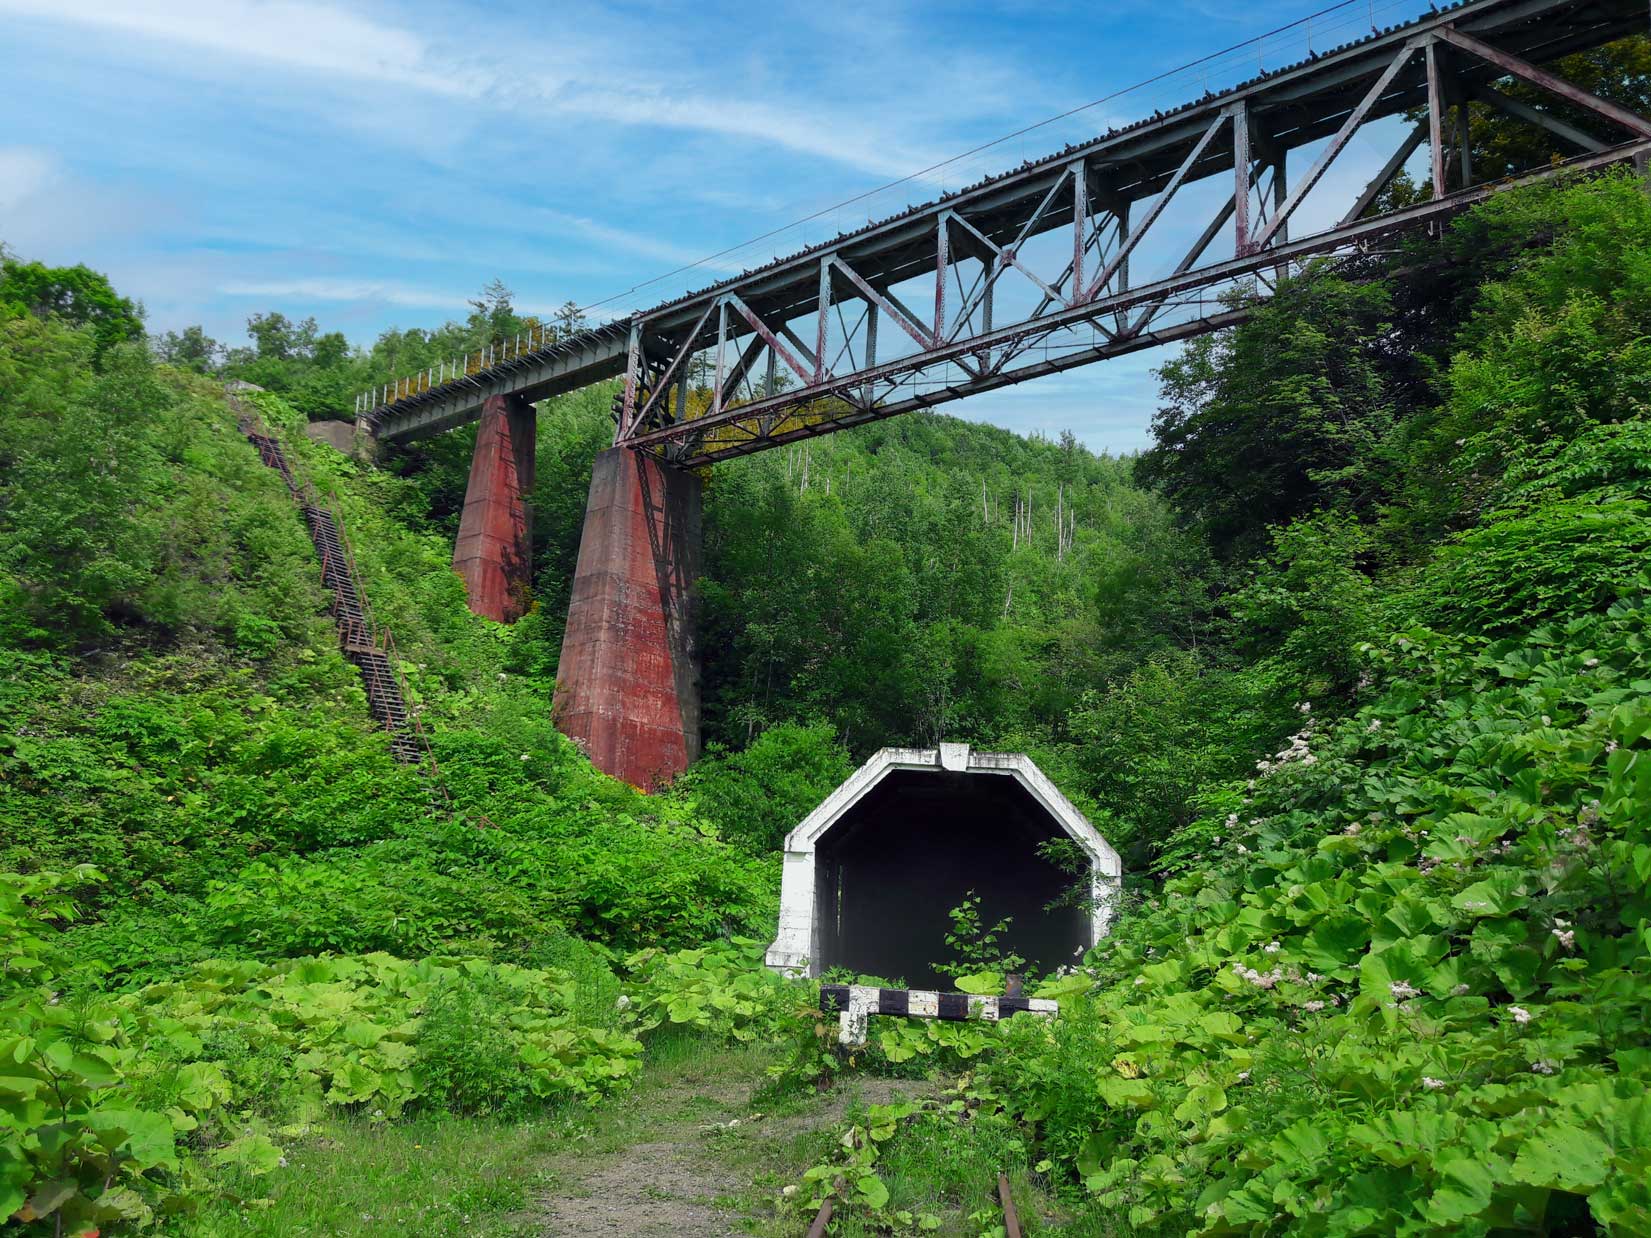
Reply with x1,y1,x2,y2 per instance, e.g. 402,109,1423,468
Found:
361,0,1651,467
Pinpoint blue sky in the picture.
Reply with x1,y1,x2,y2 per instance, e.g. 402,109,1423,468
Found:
0,0,1437,451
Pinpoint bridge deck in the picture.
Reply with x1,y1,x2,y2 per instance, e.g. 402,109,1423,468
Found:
365,0,1648,455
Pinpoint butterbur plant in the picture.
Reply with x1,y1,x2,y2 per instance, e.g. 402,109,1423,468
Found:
961,592,1651,1233
622,938,808,1042
1,870,192,1234
1,869,647,1232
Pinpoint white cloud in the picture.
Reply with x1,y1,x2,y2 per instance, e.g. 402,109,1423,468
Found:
0,0,459,94
0,147,56,213
218,276,620,322
221,277,464,309
532,209,746,275
548,84,946,182
0,0,948,178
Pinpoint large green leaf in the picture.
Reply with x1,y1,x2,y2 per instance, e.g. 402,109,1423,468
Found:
855,1174,890,1209
87,1108,178,1171
1303,914,1371,970
1452,873,1529,919
1510,1123,1611,1192
1425,1154,1497,1224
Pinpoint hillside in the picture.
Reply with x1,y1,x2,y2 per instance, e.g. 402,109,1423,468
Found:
1,170,1649,1235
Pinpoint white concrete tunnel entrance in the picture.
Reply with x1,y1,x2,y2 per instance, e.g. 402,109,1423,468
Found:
766,744,1122,990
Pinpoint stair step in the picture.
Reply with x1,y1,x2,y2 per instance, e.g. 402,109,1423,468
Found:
243,416,446,805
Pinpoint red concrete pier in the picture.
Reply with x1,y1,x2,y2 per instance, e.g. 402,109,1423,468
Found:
554,447,701,788
453,393,536,623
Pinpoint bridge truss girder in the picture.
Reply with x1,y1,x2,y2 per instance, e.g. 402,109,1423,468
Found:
613,0,1651,468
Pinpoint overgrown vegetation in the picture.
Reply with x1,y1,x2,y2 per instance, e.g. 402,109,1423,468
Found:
4,165,1651,1233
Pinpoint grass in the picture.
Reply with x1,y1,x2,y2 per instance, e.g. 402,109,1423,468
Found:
183,1034,820,1236
183,1031,1123,1236
185,1113,553,1237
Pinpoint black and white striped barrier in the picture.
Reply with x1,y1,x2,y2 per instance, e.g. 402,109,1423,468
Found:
820,984,1058,1047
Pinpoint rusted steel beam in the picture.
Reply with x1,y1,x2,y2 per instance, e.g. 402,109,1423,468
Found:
831,255,935,351
1233,99,1252,255
727,294,814,386
1435,24,1651,138
1428,41,1449,196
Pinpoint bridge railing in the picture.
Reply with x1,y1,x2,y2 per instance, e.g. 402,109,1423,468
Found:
353,321,576,418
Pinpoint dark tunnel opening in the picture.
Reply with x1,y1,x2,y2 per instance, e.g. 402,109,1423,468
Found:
813,769,1090,989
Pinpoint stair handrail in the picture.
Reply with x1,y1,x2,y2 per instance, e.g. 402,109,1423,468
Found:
234,400,453,814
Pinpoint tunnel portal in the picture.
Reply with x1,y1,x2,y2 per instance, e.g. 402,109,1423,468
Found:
766,745,1121,988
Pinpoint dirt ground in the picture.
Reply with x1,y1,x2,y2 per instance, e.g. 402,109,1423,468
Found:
530,1044,928,1236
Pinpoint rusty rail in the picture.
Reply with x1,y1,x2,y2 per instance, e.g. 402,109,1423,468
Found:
999,1173,1023,1238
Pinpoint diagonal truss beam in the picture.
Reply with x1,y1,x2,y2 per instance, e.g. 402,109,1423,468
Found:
630,298,715,433
831,255,938,350
1342,121,1429,225
1254,40,1421,249
1472,82,1607,151
726,294,815,387
1434,25,1651,138
1084,112,1228,301
625,137,1651,465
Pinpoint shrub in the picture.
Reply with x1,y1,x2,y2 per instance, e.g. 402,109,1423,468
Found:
1414,422,1651,635
624,939,810,1043
674,722,853,852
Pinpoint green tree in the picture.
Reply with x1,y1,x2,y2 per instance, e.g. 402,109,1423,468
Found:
676,722,853,852
152,324,222,373
1139,275,1399,563
0,252,143,358
0,318,164,643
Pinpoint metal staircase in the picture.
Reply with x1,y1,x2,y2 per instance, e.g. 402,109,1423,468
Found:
235,398,451,805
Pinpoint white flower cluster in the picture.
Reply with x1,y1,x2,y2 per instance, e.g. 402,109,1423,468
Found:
1256,716,1320,775
1233,962,1283,990
1421,1076,1447,1091
1389,980,1420,1001
1508,1005,1533,1025
1530,1059,1559,1075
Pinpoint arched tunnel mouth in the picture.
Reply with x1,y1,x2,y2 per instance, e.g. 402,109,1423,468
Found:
813,769,1091,990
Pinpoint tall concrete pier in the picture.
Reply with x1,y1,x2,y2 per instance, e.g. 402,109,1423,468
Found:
554,448,701,788
453,394,536,623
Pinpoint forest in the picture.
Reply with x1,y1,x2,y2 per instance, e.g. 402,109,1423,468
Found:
2,161,1650,1235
